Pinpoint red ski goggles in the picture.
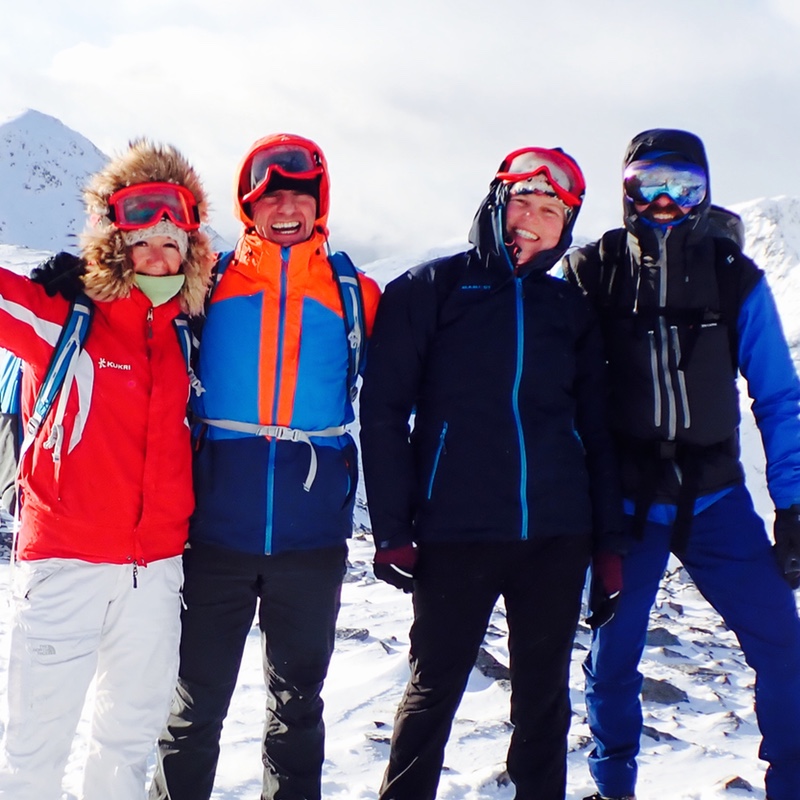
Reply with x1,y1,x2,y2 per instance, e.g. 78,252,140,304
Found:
496,147,585,208
623,159,708,208
242,143,324,205
107,182,201,231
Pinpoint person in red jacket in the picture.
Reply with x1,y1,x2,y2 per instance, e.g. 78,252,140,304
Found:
0,140,214,800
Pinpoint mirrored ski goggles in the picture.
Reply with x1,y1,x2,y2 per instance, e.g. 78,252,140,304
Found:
623,159,708,208
107,182,201,231
496,148,585,207
243,143,324,205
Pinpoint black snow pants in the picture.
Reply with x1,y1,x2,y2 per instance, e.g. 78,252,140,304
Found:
379,536,590,800
149,541,346,800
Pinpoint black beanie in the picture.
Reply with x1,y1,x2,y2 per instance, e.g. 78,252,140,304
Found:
264,172,320,211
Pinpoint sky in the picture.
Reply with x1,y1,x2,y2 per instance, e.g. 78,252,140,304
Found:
1,0,800,264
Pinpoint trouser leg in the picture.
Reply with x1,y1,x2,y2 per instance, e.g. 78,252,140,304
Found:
258,546,347,800
504,536,590,800
681,485,800,800
0,560,110,800
149,545,257,800
584,520,670,798
82,556,183,800
379,543,501,800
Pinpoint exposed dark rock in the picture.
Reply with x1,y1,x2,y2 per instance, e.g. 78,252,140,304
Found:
642,676,689,705
646,627,681,646
475,646,511,681
336,627,369,641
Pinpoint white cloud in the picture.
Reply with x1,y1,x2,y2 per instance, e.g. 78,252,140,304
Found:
1,0,800,257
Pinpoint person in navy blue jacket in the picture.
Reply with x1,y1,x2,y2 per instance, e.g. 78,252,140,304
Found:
563,128,800,800
360,147,622,800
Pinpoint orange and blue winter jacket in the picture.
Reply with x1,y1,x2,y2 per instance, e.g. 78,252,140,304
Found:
190,229,380,555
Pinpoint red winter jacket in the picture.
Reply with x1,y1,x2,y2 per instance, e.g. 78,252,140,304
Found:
0,268,194,565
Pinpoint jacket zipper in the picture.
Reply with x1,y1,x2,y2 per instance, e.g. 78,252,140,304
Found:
642,227,679,440
264,248,291,555
132,306,155,578
648,331,662,427
513,278,529,540
426,422,448,500
496,217,529,541
670,325,691,430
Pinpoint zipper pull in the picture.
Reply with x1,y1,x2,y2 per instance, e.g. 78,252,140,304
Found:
132,563,139,588
146,308,154,339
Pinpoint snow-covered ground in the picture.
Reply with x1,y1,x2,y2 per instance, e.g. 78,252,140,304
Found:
0,488,796,800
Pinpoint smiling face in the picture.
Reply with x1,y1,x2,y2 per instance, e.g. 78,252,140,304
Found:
504,192,566,264
634,193,690,226
128,235,183,276
252,189,317,246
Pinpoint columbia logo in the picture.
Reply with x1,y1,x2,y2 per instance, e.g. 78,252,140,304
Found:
98,358,132,371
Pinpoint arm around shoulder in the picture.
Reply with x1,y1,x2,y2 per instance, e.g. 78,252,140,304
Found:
359,270,437,550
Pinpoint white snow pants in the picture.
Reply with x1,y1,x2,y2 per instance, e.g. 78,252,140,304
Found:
0,556,183,800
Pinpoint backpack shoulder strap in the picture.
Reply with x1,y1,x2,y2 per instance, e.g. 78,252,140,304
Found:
22,292,94,463
192,250,236,344
172,313,205,398
215,250,236,280
328,251,366,402
597,228,628,306
712,237,750,373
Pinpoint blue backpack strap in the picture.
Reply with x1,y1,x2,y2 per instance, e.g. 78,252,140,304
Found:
328,251,366,402
173,314,204,397
22,292,94,460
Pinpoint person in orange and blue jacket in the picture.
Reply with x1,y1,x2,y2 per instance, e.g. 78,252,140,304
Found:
150,134,381,800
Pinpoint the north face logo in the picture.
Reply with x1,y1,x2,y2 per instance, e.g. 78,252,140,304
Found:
98,358,132,371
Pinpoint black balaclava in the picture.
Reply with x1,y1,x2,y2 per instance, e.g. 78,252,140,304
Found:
621,129,716,310
623,129,711,246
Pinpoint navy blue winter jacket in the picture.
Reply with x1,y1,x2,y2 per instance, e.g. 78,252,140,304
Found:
360,186,622,552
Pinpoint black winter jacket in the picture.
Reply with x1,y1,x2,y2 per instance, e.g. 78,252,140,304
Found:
360,185,622,551
563,129,763,505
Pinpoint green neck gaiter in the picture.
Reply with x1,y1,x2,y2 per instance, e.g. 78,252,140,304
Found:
134,274,186,307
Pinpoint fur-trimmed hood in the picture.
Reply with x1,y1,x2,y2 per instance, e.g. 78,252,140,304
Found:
80,139,215,316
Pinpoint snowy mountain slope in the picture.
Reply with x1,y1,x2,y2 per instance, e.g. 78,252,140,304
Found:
0,110,107,252
734,196,800,349
0,109,231,255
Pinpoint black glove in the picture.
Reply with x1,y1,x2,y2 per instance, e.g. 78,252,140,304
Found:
587,550,623,629
373,543,417,593
773,505,800,590
29,252,86,300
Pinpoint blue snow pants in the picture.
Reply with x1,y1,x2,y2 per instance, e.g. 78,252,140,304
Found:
584,484,800,800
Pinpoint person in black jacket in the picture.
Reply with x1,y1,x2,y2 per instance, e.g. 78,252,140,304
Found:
360,147,622,800
563,128,800,800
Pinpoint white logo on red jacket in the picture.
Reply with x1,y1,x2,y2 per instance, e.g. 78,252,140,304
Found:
98,357,132,371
